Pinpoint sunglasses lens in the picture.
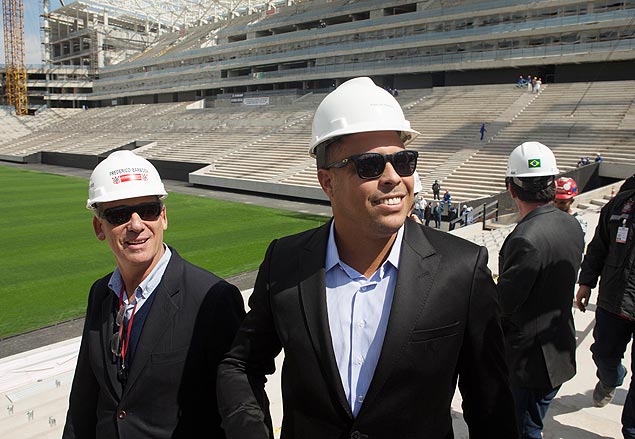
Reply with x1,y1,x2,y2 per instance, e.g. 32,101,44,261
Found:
111,333,121,356
354,154,386,179
103,202,162,225
115,306,125,327
136,203,163,221
392,151,418,176
353,151,418,179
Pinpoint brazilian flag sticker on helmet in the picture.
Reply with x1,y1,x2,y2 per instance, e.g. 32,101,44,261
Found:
528,158,541,168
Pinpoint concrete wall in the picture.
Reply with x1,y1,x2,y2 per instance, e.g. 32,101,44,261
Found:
555,60,635,83
41,152,99,169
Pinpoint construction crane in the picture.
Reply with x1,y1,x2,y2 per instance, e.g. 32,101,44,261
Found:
2,0,28,115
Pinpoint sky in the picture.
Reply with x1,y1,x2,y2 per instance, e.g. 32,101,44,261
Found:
1,0,64,66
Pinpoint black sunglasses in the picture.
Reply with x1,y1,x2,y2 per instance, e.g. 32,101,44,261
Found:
100,202,163,225
323,150,418,179
110,306,125,357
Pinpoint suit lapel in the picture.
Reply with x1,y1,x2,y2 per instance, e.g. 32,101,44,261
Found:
360,221,440,415
298,222,353,419
121,254,182,399
99,288,123,399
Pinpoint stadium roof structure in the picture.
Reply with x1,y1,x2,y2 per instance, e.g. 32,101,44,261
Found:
50,0,298,33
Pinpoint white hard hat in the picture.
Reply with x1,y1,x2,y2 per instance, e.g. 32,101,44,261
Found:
505,141,559,178
413,171,422,193
87,150,167,209
309,77,419,157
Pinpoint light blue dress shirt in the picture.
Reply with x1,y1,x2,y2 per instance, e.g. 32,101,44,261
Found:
108,244,172,320
325,221,403,417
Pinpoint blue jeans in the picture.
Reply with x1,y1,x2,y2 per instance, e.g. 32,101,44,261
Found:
592,307,635,438
512,385,560,439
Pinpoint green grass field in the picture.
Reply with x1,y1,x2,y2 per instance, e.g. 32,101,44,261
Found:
0,165,328,339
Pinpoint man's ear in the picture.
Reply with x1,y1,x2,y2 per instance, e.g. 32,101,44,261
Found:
93,216,106,240
318,168,334,199
508,182,517,199
161,206,168,231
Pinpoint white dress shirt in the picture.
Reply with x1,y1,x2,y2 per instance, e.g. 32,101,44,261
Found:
108,244,172,320
325,221,403,417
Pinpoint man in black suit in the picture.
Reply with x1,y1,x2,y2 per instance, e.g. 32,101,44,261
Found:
498,142,584,439
217,77,518,439
63,150,245,439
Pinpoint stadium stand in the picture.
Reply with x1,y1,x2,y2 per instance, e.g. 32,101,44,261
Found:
0,108,80,145
444,80,635,202
2,81,635,203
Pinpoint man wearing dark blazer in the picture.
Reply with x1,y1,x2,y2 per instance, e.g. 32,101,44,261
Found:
498,142,584,439
217,77,518,439
63,150,245,439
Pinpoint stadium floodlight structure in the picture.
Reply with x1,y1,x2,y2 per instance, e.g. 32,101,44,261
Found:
64,0,293,33
43,0,295,70
2,0,28,115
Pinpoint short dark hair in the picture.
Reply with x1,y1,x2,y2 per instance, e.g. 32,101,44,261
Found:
506,177,555,203
316,137,343,169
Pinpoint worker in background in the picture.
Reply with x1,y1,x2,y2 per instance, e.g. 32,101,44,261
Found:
498,142,584,439
576,181,635,439
554,176,588,236
410,171,425,223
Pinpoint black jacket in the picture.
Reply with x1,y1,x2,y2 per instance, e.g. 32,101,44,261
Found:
63,248,245,439
218,219,518,439
579,189,635,318
498,204,584,389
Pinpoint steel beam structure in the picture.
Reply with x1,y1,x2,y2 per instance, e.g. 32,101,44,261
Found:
2,0,28,114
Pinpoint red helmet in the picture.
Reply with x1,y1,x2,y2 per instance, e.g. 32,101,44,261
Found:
555,177,578,200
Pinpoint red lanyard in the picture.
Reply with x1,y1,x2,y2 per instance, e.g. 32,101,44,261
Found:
117,286,138,368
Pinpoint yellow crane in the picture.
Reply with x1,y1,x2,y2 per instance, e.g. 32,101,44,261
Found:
2,0,28,115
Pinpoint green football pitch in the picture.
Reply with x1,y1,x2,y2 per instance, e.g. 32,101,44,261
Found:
0,165,328,339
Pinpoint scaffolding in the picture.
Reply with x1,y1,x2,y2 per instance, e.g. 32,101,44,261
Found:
2,0,28,115
43,1,292,70
80,0,284,29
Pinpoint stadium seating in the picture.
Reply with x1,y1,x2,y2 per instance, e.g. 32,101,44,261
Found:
443,80,635,202
1,82,634,203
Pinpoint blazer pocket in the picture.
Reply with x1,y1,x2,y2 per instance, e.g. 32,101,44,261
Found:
151,347,188,365
410,321,460,343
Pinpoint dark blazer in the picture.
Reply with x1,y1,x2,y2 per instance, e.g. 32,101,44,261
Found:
63,248,245,439
498,204,584,389
217,219,518,439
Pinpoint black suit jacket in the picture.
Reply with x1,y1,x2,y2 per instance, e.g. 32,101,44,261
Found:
63,248,245,439
217,220,518,439
498,204,584,389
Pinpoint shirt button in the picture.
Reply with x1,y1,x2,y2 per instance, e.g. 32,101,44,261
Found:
357,320,366,328
357,395,364,403
117,410,126,420
356,356,363,365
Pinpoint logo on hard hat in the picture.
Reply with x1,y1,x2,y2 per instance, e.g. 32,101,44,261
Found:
112,173,147,185
528,159,541,168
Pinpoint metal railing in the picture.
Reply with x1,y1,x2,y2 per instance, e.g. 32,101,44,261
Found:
449,199,500,231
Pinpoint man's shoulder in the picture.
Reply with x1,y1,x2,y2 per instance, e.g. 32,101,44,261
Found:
90,272,113,293
515,206,569,230
170,249,224,285
162,248,233,298
273,222,329,247
605,189,635,210
167,251,241,307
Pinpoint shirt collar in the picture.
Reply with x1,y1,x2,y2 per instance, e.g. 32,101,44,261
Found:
325,220,404,278
109,244,172,303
